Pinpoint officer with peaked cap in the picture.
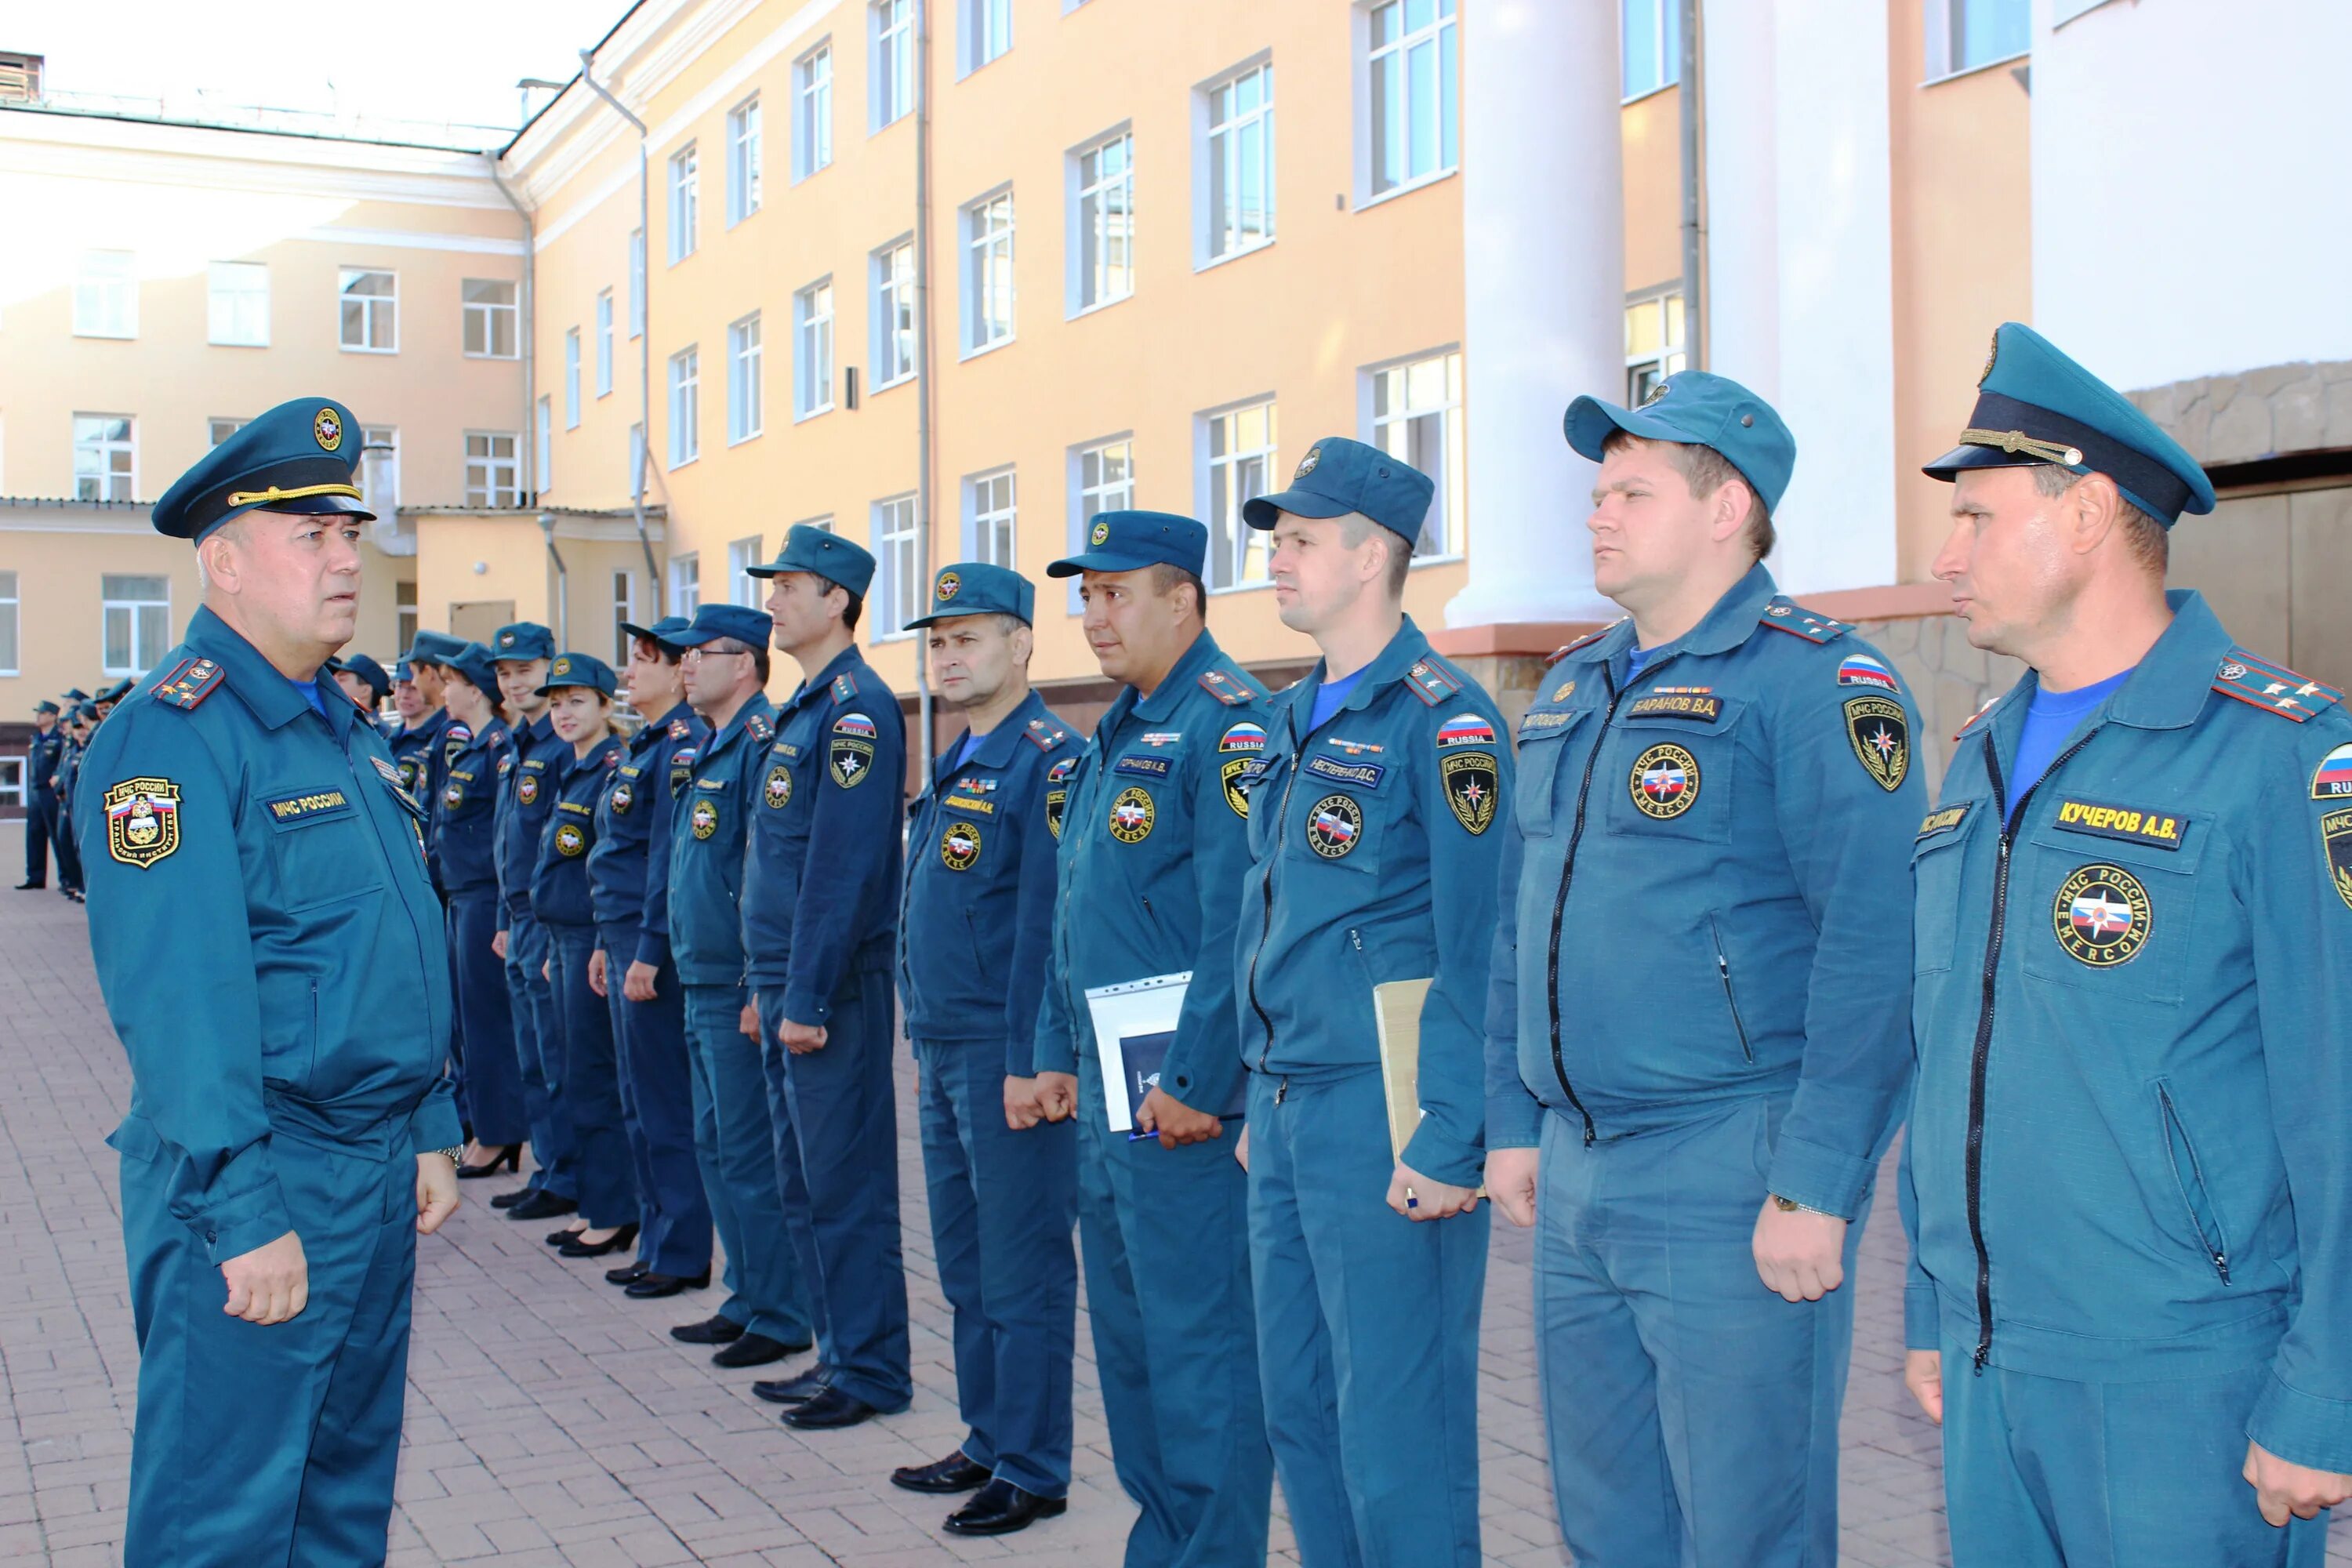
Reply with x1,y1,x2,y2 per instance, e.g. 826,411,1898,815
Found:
16,701,65,890
1900,321,2352,1563
77,397,462,1564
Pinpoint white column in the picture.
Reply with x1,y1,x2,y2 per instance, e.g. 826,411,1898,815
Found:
1446,0,1624,628
1700,0,1780,400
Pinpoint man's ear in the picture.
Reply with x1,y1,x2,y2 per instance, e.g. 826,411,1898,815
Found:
2067,471,2123,557
1709,481,1751,546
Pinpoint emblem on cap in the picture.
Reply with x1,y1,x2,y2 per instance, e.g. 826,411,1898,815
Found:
314,408,343,452
1642,379,1671,407
1296,444,1323,479
1091,519,1111,547
1979,329,1999,388
498,631,516,649
551,657,572,676
936,571,962,602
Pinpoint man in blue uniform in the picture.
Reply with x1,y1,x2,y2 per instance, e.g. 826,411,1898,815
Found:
1486,372,1923,1568
328,652,392,716
665,602,814,1367
434,641,528,1174
16,700,64,890
79,397,462,1565
1901,321,2352,1564
739,526,912,1431
894,561,1081,1532
389,630,459,809
1236,438,1510,1566
1033,510,1275,1566
50,700,89,901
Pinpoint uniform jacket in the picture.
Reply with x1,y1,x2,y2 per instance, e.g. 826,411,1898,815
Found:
29,727,64,800
58,736,85,821
431,715,510,894
77,608,459,1264
495,713,558,923
666,693,775,988
1486,564,1923,1219
1901,591,2352,1472
386,712,443,801
531,733,622,929
1236,619,1512,1189
898,689,1079,1071
587,701,704,966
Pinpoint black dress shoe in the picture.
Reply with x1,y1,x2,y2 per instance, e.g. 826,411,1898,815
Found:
670,1313,745,1345
780,1386,884,1431
546,1225,587,1247
751,1365,831,1405
13,880,44,891
606,1260,650,1286
456,1145,521,1178
489,1185,535,1210
942,1479,1068,1537
559,1221,639,1258
626,1270,710,1298
891,1452,990,1494
506,1190,577,1221
712,1331,808,1369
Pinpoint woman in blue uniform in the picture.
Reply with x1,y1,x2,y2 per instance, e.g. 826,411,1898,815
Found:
530,654,641,1258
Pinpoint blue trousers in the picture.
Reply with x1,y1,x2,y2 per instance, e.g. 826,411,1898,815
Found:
112,1112,415,1566
1534,1098,1864,1568
914,1036,1078,1494
23,792,56,884
1939,1327,2330,1567
543,923,637,1229
601,924,712,1279
504,913,575,1199
53,800,82,891
1077,1055,1272,1568
1248,1068,1486,1567
682,982,810,1343
448,889,528,1145
757,972,911,1411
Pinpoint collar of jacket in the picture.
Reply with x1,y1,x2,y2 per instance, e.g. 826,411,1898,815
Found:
1976,589,2231,752
933,688,1051,793
631,700,695,756
184,604,356,738
1266,615,1434,730
707,691,777,758
1104,629,1229,738
785,644,866,713
560,731,623,779
1557,561,1784,668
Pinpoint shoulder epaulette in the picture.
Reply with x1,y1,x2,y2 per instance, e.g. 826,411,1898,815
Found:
339,681,372,714
1953,693,2002,744
831,671,859,703
1022,717,1069,751
1196,669,1260,706
2212,649,2343,723
1403,658,1463,708
669,717,692,740
150,656,224,710
746,713,774,742
1546,619,1625,666
604,747,622,768
1759,597,1852,644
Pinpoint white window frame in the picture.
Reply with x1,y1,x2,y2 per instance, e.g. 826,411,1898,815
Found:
668,347,701,467
793,281,834,420
461,278,519,359
1924,0,2032,80
564,326,583,428
668,143,699,264
72,414,136,503
0,569,17,677
1197,59,1276,267
872,0,913,130
961,188,1016,357
727,535,767,608
535,397,553,495
1067,434,1135,608
629,231,646,336
1069,126,1135,316
1624,288,1688,405
339,268,398,353
207,417,246,448
1197,398,1278,592
871,493,920,640
612,568,639,665
1363,347,1466,560
961,0,1013,76
464,431,521,507
726,94,764,226
1621,0,1681,102
100,574,172,678
871,237,917,390
964,467,1017,565
73,250,138,339
1360,0,1459,205
596,289,615,395
669,552,700,617
729,312,765,444
206,260,270,347
361,426,399,514
794,42,833,180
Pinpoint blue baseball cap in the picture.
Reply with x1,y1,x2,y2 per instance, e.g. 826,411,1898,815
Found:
394,659,414,683
618,614,695,648
905,561,1036,630
442,641,499,694
1923,321,2216,527
152,397,372,543
536,651,619,698
1243,437,1433,546
1047,510,1209,579
98,680,134,703
1564,371,1798,515
405,630,466,667
668,602,775,651
332,652,392,701
745,524,877,597
491,622,554,662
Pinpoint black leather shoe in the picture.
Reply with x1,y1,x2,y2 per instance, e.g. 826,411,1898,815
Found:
712,1331,808,1370
780,1386,882,1431
489,1185,535,1210
506,1190,577,1221
670,1314,745,1345
891,1452,989,1494
559,1222,639,1258
456,1145,521,1178
626,1270,710,1298
546,1225,587,1247
751,1365,831,1405
605,1261,650,1286
942,1479,1067,1537
13,880,44,891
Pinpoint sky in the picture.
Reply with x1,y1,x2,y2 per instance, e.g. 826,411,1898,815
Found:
1,0,623,139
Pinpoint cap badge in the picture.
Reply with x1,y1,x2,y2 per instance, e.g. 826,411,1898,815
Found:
1642,379,1671,407
552,657,572,676
1295,444,1323,478
1091,519,1111,547
314,408,343,452
1979,330,1999,388
936,571,962,602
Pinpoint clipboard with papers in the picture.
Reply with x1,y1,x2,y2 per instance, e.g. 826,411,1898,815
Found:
1083,971,1246,1134
1374,976,1486,1196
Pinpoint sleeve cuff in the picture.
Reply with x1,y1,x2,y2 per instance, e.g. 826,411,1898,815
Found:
2246,1370,2352,1475
781,985,830,1026
200,1188,297,1266
1905,1283,1944,1352
1162,1049,1240,1116
1485,1087,1544,1152
1033,1025,1078,1076
408,1080,464,1154
633,931,670,969
1766,1132,1874,1221
1402,1123,1484,1189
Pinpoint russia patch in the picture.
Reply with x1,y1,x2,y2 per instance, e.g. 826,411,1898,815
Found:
1436,713,1496,748
1220,722,1268,753
2310,742,2352,800
1838,654,1900,692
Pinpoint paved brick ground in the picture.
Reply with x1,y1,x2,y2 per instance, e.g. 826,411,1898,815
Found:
2,835,2343,1565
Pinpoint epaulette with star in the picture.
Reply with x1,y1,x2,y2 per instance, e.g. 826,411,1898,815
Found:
1022,717,1069,751
1546,619,1625,666
1952,693,2002,744
831,671,860,703
669,717,692,740
1403,658,1463,708
1759,597,1852,644
150,656,225,710
746,713,774,742
2212,649,2343,723
1196,669,1260,706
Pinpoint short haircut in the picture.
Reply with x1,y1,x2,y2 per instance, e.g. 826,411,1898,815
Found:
1337,514,1416,598
2032,463,2169,574
1148,563,1210,623
706,638,774,685
1602,428,1775,561
815,575,864,634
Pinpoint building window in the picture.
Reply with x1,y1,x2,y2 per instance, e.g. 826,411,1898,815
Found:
1622,0,1681,100
873,0,913,129
596,289,615,395
728,535,766,607
208,418,246,448
629,230,646,336
611,569,637,664
339,268,397,352
1937,0,2031,75
394,579,418,661
872,238,917,388
206,261,270,347
727,95,763,225
872,494,920,637
1204,63,1275,262
535,397,553,495
795,44,833,180
1367,0,1458,198
1367,349,1465,557
669,347,700,466
668,143,699,263
1624,290,1687,405
964,190,1016,353
73,415,135,502
1069,436,1134,609
73,250,137,339
669,552,700,617
0,570,17,677
1203,401,1276,590
463,279,519,358
101,575,170,677
465,432,521,506
964,0,1012,74
361,426,399,514
564,327,583,428
1073,129,1134,313
729,313,765,442
793,283,834,419
966,468,1016,565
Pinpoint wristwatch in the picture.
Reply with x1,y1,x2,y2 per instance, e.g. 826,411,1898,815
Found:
1772,1194,1812,1213
435,1145,465,1163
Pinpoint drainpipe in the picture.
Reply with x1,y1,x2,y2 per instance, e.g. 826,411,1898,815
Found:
579,47,664,615
911,0,937,781
539,512,569,648
1678,0,1707,368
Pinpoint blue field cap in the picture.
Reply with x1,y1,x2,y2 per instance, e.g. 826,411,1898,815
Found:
62,688,90,702
442,642,499,694
491,622,555,662
1047,510,1208,579
1922,321,2216,527
333,652,392,700
667,602,775,651
34,699,60,716
906,561,1036,630
405,630,466,668
1565,371,1797,515
98,679,134,703
746,523,878,597
536,651,619,698
73,702,98,723
151,397,373,543
1243,437,1434,546
618,615,695,648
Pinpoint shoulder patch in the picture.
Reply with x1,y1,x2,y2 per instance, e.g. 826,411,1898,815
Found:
445,723,474,745
2212,649,2343,724
150,657,225,710
1759,597,1853,644
1022,717,1068,751
746,713,774,742
1547,619,1625,666
1196,668,1260,706
1403,659,1462,707
669,717,692,740
831,671,860,703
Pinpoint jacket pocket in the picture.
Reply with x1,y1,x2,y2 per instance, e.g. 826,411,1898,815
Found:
1706,914,1754,1062
1512,728,1574,839
1910,804,1980,976
2154,1078,2230,1284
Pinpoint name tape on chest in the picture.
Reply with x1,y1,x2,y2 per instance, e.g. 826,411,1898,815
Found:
1304,754,1386,790
1628,692,1722,723
265,788,353,826
1918,803,1971,840
2051,797,2187,851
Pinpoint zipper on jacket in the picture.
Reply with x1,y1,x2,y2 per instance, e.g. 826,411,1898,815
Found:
1708,916,1753,1062
1962,726,2098,1372
1248,701,1338,1074
1544,669,1624,1145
